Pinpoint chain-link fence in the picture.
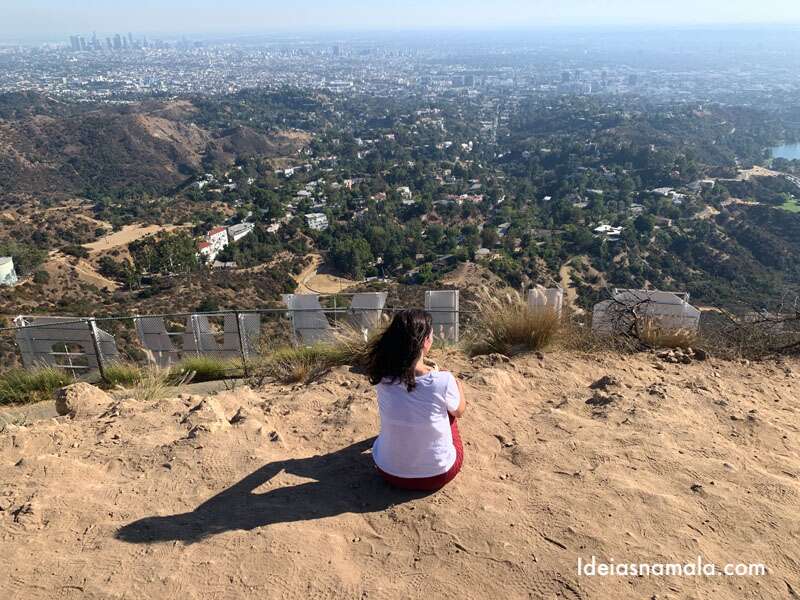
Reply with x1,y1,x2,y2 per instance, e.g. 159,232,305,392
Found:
0,291,466,381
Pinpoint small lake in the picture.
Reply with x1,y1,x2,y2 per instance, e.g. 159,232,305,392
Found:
771,143,800,160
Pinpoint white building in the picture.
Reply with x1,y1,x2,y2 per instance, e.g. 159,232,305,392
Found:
305,213,329,231
197,226,229,262
196,241,213,261
594,224,624,240
227,222,255,243
0,256,18,286
592,289,701,335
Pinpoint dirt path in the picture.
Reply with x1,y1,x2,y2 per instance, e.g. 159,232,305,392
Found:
44,252,120,291
559,262,578,309
294,254,359,294
83,223,186,255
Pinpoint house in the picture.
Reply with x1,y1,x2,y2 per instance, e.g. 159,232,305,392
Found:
197,226,229,262
654,216,673,228
0,256,18,286
593,224,624,240
196,241,213,261
305,213,329,231
206,227,229,256
227,222,255,243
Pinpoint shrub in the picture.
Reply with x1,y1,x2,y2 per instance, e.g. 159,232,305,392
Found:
171,355,240,383
637,319,698,350
123,367,179,403
253,325,374,384
33,270,50,285
0,366,74,405
102,362,143,387
258,345,332,384
464,288,562,357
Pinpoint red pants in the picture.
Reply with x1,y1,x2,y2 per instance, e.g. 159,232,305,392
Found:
376,415,464,491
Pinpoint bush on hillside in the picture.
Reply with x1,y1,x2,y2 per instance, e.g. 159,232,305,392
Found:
464,288,562,357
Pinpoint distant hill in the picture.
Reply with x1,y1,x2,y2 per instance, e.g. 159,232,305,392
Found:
0,93,309,198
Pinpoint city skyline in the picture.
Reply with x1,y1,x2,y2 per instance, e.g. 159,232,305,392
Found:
3,0,800,43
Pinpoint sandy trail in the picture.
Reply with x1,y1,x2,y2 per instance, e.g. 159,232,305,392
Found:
83,223,186,255
294,253,359,294
559,262,578,309
44,251,119,291
1,351,799,599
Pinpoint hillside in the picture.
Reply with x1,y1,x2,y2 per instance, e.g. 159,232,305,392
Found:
1,351,799,598
0,93,309,197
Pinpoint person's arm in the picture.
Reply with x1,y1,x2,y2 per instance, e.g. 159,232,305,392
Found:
447,374,466,418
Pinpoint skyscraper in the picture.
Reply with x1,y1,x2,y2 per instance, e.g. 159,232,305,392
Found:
69,35,79,51
113,34,122,50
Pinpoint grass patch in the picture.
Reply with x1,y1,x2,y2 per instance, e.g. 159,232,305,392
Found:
637,319,698,350
464,288,562,357
101,362,143,387
122,366,193,402
780,197,800,213
252,325,373,384
0,366,74,405
170,355,242,383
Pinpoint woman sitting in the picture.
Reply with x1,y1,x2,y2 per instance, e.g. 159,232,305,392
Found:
365,309,466,491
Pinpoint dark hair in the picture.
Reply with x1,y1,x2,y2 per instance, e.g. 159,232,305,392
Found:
365,309,433,391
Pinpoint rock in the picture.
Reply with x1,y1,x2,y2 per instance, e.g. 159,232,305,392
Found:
11,501,42,529
182,398,230,436
471,353,511,368
590,375,620,390
586,390,618,407
269,430,281,442
494,434,516,448
54,383,113,419
646,383,668,399
229,407,249,425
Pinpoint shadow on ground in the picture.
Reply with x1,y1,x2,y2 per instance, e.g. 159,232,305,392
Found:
116,437,429,544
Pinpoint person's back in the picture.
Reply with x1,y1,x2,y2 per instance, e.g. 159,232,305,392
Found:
365,309,466,491
373,370,461,478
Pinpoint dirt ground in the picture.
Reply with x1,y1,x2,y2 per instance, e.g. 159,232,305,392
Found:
294,254,359,294
1,351,799,599
83,223,185,255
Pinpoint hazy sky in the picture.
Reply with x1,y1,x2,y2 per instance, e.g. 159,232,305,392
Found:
4,0,800,41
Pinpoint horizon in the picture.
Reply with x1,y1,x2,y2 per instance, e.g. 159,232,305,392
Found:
5,22,800,46
4,0,800,44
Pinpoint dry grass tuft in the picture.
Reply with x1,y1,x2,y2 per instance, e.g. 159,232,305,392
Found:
102,362,143,388
171,356,241,383
0,366,74,405
251,324,379,385
637,319,698,350
123,366,194,402
465,288,562,357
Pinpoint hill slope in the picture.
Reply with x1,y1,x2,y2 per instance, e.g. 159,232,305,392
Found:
0,93,308,197
1,351,799,598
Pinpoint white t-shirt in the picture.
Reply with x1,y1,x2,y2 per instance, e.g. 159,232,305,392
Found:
372,370,461,478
